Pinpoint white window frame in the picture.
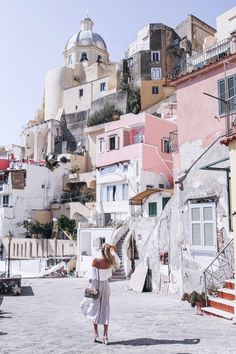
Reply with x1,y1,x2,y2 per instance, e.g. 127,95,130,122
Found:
151,68,161,80
107,135,118,151
99,138,105,153
3,194,9,207
151,51,160,62
190,202,217,252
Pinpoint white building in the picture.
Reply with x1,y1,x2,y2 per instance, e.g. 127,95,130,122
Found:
0,162,66,240
21,16,122,162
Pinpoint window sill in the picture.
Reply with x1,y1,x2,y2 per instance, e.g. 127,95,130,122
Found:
190,248,217,256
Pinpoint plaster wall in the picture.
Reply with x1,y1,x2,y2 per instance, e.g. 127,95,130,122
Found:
77,227,114,272
142,192,172,218
157,141,230,294
216,7,236,41
176,63,236,171
228,139,236,272
0,164,66,239
45,66,74,121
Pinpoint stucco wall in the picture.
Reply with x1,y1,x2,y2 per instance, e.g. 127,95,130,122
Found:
0,164,66,239
216,6,236,41
45,66,74,121
175,62,236,171
153,141,230,295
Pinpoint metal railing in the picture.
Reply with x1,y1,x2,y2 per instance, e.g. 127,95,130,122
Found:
169,38,232,80
169,130,179,152
203,239,234,304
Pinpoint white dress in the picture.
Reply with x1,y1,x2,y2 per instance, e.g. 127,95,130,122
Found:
80,252,120,325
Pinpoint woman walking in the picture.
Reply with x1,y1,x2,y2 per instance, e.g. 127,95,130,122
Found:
81,243,120,345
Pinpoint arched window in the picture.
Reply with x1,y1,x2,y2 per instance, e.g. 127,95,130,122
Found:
97,55,102,63
80,52,88,62
67,55,72,65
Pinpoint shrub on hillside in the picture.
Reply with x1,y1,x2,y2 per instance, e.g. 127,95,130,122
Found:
87,103,123,127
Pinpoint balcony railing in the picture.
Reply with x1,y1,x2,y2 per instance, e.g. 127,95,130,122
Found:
169,130,179,152
169,38,233,80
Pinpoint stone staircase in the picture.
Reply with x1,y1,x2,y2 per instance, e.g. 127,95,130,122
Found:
112,233,127,280
201,279,235,320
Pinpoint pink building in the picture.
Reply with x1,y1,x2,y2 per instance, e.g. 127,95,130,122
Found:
155,30,236,304
95,112,177,223
172,37,236,174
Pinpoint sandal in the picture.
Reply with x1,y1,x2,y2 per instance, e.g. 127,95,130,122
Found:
103,335,109,345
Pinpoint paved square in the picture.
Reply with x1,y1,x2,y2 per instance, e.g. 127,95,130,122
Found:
0,278,236,353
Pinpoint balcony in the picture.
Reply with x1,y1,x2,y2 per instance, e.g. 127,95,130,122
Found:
64,171,96,189
170,38,234,79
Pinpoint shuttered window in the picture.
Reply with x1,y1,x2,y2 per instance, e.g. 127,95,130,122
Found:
190,203,216,252
218,75,236,115
149,202,157,217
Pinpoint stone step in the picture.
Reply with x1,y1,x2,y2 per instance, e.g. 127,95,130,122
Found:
225,279,235,290
113,269,125,274
209,296,235,314
218,288,236,301
112,274,126,280
201,306,234,320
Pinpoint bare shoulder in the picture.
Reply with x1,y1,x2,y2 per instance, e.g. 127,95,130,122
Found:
92,258,100,267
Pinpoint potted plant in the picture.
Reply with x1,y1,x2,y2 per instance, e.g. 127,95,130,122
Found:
69,165,80,179
182,291,206,314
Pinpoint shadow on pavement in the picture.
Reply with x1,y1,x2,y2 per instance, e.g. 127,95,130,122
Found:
0,331,8,335
20,286,34,296
0,315,12,319
110,338,200,346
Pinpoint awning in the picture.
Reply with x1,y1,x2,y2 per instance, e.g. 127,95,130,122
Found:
129,188,173,206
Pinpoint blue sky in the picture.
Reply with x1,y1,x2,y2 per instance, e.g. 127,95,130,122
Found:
0,0,235,146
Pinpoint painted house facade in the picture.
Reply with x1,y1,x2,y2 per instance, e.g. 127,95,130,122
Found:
153,8,236,295
95,112,177,224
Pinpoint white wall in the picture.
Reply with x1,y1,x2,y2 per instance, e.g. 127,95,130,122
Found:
96,161,140,219
0,164,67,239
63,76,112,115
142,192,172,218
77,227,114,273
216,6,236,41
44,66,74,120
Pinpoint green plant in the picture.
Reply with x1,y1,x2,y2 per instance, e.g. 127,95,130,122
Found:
45,155,60,171
57,215,76,236
87,103,123,127
79,185,96,203
182,291,206,308
69,165,80,174
118,71,141,114
23,220,53,239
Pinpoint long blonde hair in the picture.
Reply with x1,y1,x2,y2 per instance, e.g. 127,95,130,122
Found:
101,243,116,267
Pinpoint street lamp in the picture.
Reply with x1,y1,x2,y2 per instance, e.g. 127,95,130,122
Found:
5,231,13,278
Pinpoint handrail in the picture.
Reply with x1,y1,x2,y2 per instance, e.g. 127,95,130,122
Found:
203,238,234,305
203,238,233,273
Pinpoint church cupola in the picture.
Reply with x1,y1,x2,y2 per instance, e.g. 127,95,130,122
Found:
80,16,94,31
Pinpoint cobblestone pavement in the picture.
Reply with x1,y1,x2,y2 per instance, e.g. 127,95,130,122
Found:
0,278,236,354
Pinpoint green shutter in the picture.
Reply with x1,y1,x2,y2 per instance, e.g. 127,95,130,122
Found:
162,197,171,210
149,202,157,217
